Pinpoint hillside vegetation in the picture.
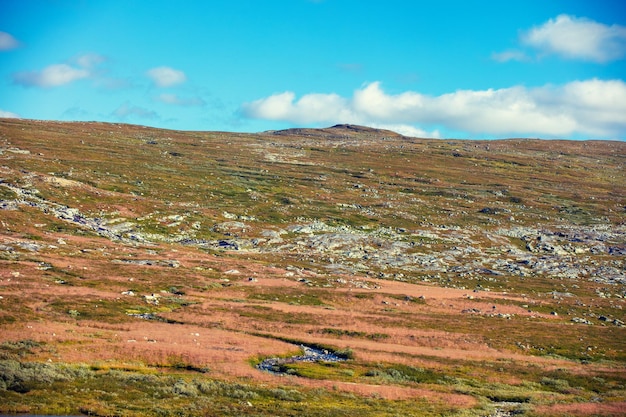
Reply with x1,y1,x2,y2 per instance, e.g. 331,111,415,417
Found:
0,119,625,416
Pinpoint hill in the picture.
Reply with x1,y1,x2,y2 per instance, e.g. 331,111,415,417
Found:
266,124,406,140
0,118,625,416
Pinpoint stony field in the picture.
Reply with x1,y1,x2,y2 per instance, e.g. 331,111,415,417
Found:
0,119,625,416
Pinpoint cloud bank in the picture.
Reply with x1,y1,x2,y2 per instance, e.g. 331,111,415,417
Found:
146,67,187,87
242,80,626,139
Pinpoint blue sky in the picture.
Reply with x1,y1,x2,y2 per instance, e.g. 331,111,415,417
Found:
1,0,625,140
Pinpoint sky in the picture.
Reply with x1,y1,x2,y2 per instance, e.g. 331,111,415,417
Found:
1,0,625,140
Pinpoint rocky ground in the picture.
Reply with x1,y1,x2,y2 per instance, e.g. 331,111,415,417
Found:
0,119,624,416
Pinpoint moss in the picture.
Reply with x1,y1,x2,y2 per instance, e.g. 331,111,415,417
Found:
248,288,327,306
0,186,18,200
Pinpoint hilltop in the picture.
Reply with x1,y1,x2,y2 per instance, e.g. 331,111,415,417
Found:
0,119,625,417
266,124,405,140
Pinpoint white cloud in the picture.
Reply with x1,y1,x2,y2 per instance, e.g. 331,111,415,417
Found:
0,109,20,118
242,80,626,139
146,66,187,87
0,31,19,50
13,64,90,87
558,79,626,130
75,53,106,68
243,91,358,125
353,82,425,121
491,50,529,63
242,86,441,137
521,14,626,62
155,93,205,107
370,123,440,139
112,103,159,120
11,54,106,88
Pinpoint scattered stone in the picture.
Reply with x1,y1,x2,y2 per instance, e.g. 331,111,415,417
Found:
218,240,239,250
113,259,180,268
143,294,160,305
479,207,511,215
550,291,574,298
16,242,42,252
128,313,156,320
257,344,347,374
213,221,248,234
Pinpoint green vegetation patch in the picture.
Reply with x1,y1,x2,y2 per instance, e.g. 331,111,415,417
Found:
318,327,389,340
0,360,464,417
247,287,328,306
0,186,18,200
364,363,445,385
0,340,43,360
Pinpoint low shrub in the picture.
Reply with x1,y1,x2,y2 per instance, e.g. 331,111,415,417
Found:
364,363,441,384
0,360,92,393
268,387,303,402
171,378,199,397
